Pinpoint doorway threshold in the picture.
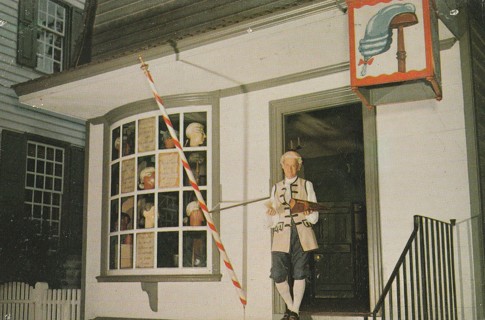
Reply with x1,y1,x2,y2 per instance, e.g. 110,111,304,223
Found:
274,312,371,320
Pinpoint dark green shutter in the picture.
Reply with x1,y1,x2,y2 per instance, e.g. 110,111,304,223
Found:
0,130,27,213
17,0,38,68
0,130,28,283
64,146,85,254
69,7,85,67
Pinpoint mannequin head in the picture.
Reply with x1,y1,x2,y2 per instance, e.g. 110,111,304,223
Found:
186,122,206,147
186,200,205,226
161,130,178,149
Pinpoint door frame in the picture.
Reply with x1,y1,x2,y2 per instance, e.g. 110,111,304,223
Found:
268,86,382,313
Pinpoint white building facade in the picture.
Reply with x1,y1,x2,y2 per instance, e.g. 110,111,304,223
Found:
14,1,484,319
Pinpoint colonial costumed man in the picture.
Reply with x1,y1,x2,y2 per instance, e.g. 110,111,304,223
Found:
266,151,319,320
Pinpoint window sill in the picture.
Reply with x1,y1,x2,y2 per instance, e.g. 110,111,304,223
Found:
96,273,222,283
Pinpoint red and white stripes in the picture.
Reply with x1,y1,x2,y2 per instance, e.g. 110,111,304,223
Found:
139,57,247,307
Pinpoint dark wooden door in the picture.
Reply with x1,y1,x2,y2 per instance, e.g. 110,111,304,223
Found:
302,202,369,312
313,202,355,299
284,104,369,313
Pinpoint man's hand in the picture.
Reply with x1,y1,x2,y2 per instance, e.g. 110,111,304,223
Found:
266,207,276,216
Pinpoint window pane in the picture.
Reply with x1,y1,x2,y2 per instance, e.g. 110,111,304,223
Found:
137,117,156,153
27,143,36,157
110,236,118,269
158,152,180,189
36,176,44,188
112,127,120,161
137,193,154,229
159,114,180,150
120,236,133,269
37,145,46,159
110,200,119,232
46,147,54,160
184,112,207,147
36,160,45,173
45,177,53,190
158,192,179,228
27,158,35,172
111,163,119,196
42,206,50,219
55,163,62,177
184,151,207,186
52,193,60,206
43,192,51,205
120,197,134,230
183,231,207,268
121,159,135,193
46,162,53,175
157,232,179,268
26,173,35,187
54,178,62,191
52,207,60,221
138,155,156,191
183,190,206,226
122,122,135,156
55,149,63,162
136,233,154,268
34,191,42,203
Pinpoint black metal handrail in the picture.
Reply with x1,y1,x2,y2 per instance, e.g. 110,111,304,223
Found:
370,215,457,320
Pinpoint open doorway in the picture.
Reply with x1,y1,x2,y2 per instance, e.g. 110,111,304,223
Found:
283,103,370,313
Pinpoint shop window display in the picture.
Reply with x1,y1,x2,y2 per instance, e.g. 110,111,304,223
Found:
108,108,210,274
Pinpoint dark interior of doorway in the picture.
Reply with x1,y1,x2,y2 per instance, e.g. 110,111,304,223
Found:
284,103,369,314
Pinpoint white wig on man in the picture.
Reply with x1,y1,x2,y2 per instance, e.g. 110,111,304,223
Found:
280,150,303,168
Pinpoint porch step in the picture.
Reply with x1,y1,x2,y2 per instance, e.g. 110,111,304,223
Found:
274,313,371,320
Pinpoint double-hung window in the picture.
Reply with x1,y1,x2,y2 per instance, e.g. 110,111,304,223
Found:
24,141,64,250
36,0,66,73
17,0,83,74
107,104,216,277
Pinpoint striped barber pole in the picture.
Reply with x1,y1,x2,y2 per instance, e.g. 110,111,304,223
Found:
139,57,247,307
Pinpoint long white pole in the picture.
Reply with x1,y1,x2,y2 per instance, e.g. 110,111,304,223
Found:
139,57,247,307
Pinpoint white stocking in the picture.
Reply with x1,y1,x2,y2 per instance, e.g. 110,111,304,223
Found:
275,281,293,310
292,279,306,314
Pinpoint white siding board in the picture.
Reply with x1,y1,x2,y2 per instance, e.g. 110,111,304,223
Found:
0,86,85,146
1,1,18,15
64,0,85,9
0,106,86,146
0,64,34,86
0,35,14,53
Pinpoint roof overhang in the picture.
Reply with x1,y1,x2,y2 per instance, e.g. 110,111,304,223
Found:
13,0,458,121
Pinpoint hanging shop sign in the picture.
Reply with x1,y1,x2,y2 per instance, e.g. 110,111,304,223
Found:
347,0,442,108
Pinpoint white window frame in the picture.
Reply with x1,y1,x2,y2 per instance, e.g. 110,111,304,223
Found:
24,141,65,249
107,106,213,276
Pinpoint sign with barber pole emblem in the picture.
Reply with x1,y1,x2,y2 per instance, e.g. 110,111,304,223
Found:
347,0,442,108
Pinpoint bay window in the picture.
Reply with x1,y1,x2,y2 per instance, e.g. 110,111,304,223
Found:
101,98,220,281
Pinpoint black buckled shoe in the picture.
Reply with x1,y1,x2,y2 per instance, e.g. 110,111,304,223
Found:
288,311,300,320
280,307,290,320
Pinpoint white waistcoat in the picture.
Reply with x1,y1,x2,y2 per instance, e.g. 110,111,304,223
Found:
271,178,319,253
